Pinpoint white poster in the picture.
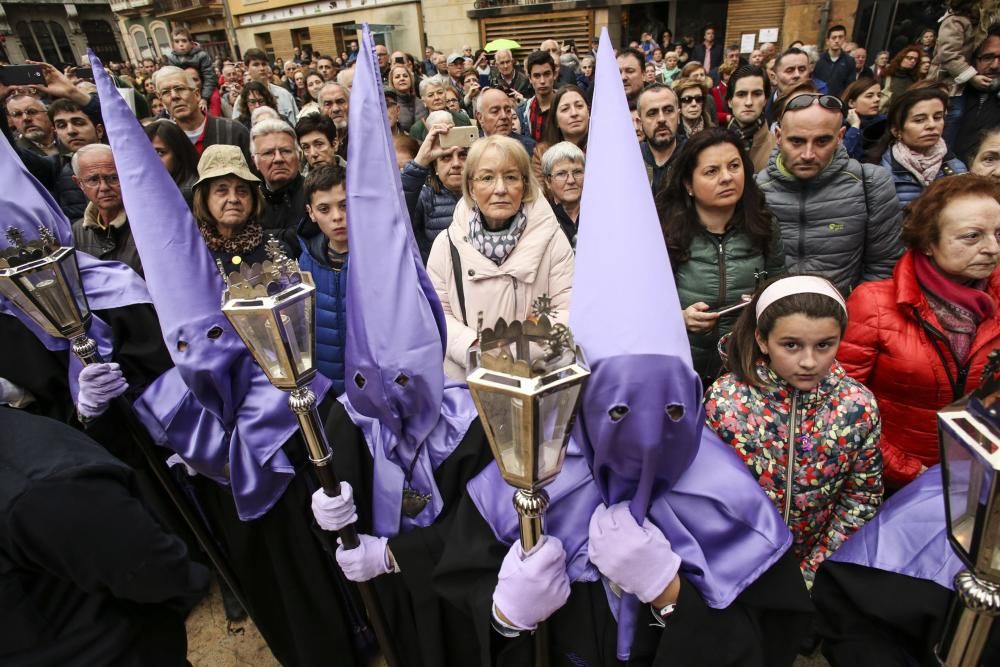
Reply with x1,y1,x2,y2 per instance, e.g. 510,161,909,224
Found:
758,28,779,43
740,33,756,53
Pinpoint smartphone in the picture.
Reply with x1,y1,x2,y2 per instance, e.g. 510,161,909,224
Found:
0,64,44,86
394,56,405,64
440,125,477,149
75,67,94,81
709,300,751,316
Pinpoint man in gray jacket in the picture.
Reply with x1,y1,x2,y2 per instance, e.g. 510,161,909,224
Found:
756,94,903,292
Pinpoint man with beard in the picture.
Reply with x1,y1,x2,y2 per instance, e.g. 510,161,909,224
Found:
956,27,1000,164
726,65,775,173
6,92,57,156
319,81,350,160
638,84,682,192
154,66,250,164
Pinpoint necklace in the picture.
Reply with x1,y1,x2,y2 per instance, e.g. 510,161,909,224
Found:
400,442,431,518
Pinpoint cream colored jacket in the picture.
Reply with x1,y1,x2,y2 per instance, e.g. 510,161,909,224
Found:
427,196,575,380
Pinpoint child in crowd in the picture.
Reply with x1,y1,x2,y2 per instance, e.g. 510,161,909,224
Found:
297,164,350,394
705,275,884,587
164,27,218,103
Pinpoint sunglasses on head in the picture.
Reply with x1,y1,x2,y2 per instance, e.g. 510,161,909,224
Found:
781,93,844,120
680,95,704,105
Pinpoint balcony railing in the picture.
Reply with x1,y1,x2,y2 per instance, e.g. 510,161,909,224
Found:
109,0,153,11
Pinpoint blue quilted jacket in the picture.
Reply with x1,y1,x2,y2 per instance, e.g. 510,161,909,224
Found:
297,220,348,395
879,148,967,207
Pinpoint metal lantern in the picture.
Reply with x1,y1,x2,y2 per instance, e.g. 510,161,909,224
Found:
466,307,590,551
0,227,96,361
936,351,1000,667
219,239,400,667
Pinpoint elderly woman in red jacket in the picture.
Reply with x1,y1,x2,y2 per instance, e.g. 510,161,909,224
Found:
839,174,1000,489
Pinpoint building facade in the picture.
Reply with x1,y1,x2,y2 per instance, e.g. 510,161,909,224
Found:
111,0,233,64
1,0,124,66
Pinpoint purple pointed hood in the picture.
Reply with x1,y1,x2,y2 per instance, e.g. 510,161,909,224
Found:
567,29,791,659
89,51,325,520
342,26,476,537
0,131,149,401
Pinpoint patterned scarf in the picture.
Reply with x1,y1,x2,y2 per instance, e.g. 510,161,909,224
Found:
913,252,996,362
682,116,705,138
892,138,948,187
197,219,264,254
468,207,528,266
728,116,765,154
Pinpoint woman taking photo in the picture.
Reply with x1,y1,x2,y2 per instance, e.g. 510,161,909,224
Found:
874,85,966,206
388,62,423,132
674,76,716,142
541,141,585,248
706,275,883,586
427,135,574,379
531,84,589,183
144,119,199,207
839,174,1000,489
656,128,784,386
236,81,277,129
192,144,282,274
841,78,886,161
879,45,924,110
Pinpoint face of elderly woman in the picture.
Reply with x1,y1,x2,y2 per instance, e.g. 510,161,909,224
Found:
207,175,254,235
471,145,526,229
929,195,1000,282
546,158,584,205
435,147,467,193
897,98,945,152
971,134,1000,182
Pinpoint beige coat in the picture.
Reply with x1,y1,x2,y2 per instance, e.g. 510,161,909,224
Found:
748,123,776,174
427,196,575,380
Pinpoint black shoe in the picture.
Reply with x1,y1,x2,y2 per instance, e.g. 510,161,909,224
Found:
220,579,248,623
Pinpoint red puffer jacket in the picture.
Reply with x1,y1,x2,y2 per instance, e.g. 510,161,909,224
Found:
838,250,1000,487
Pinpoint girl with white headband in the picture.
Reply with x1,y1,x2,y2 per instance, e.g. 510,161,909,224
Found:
704,275,884,588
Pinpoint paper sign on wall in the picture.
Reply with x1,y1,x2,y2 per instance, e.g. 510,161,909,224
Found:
740,33,756,53
758,28,779,43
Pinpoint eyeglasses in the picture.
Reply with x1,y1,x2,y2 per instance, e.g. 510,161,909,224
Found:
159,85,193,97
781,93,844,119
680,95,704,105
977,52,1000,64
80,173,120,189
8,108,45,120
247,97,266,107
472,173,524,188
548,168,584,183
257,147,296,161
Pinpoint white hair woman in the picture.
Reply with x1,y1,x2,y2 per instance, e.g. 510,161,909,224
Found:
540,141,585,248
426,135,575,378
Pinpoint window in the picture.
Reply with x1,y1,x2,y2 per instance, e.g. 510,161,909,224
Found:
291,27,312,53
132,28,152,59
256,32,274,59
48,23,73,63
14,22,42,62
152,25,171,55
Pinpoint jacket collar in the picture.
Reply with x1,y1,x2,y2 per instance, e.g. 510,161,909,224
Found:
82,201,128,231
894,249,1000,315
754,359,847,407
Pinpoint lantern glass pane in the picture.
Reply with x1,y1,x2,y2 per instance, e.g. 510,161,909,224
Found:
0,274,53,334
19,267,80,329
479,390,526,480
536,384,580,479
944,427,988,561
276,296,313,377
228,311,289,381
60,251,90,320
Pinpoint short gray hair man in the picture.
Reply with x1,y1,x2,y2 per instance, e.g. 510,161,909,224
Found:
250,118,297,155
153,65,196,92
71,143,114,176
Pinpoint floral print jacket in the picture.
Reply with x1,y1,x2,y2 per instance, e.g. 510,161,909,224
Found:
705,361,884,586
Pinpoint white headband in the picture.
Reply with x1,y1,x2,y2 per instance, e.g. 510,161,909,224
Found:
755,276,847,321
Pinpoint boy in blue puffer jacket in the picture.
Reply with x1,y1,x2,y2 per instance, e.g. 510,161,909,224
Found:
297,164,349,394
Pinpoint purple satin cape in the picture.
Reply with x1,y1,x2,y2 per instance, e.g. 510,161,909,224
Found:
468,428,792,654
339,382,478,537
830,466,962,590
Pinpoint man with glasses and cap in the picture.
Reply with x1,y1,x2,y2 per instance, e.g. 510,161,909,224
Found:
756,91,903,292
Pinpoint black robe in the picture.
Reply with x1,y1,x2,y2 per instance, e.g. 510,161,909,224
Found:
189,410,372,667
813,561,1000,667
323,400,495,667
434,491,815,667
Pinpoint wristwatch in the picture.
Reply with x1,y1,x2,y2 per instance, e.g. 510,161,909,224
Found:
649,602,677,628
491,604,524,638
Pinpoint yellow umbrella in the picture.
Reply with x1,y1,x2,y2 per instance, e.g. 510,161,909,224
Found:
484,39,521,52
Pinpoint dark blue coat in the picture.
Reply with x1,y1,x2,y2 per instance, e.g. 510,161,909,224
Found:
297,220,348,395
880,149,967,207
401,160,461,264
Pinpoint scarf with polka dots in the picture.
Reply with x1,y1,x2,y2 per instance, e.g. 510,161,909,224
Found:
468,206,528,265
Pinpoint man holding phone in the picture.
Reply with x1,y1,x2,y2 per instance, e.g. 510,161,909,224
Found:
488,49,531,99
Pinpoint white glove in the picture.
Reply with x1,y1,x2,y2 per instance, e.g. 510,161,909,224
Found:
311,482,358,532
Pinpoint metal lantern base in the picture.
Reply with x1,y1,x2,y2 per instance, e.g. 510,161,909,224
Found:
937,570,1000,667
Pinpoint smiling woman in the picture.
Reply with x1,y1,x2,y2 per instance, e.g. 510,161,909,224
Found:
191,144,274,274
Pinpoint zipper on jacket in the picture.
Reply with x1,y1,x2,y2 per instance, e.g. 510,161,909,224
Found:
797,188,807,268
716,238,728,307
510,276,518,317
913,306,971,400
783,390,799,524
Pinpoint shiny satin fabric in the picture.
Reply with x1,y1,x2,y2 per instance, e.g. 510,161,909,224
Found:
0,132,151,402
89,51,326,520
830,466,963,591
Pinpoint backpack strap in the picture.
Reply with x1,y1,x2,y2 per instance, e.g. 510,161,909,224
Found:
448,230,468,326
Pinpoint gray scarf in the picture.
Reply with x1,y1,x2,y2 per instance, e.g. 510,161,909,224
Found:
468,207,528,265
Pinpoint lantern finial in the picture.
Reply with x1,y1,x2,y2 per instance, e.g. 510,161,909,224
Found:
222,235,306,300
